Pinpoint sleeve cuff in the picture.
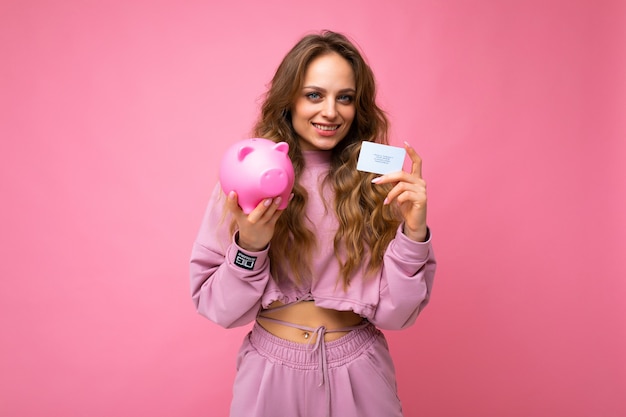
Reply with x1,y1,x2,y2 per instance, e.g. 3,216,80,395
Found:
391,224,432,262
226,232,270,271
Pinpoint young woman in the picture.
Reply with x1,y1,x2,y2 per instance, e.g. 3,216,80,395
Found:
190,30,436,417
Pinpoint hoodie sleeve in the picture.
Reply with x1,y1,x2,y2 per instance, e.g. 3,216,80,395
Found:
369,225,437,330
190,184,272,328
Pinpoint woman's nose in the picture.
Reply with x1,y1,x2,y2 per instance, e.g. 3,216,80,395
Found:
321,100,337,119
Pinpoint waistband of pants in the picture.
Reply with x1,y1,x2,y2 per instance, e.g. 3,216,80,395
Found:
249,320,379,370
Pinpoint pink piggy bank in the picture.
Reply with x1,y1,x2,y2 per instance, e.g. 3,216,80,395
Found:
219,138,295,214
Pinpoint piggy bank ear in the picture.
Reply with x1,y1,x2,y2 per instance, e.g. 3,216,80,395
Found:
273,142,290,154
237,146,254,161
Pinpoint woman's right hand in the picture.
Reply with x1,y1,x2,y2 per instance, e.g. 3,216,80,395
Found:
225,191,288,251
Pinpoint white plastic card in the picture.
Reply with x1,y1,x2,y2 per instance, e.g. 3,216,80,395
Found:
356,142,406,175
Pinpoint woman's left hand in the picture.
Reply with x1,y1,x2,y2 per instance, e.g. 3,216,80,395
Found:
372,141,428,242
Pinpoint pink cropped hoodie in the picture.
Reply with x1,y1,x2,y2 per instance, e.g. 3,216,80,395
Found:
190,150,436,330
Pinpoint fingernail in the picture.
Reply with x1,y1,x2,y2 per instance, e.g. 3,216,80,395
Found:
404,141,412,148
383,197,389,205
274,197,282,206
264,198,272,207
371,177,382,184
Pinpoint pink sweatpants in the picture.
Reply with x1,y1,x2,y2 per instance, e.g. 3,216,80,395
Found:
230,321,404,417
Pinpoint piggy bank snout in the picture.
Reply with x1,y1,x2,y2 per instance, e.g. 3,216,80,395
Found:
260,168,289,195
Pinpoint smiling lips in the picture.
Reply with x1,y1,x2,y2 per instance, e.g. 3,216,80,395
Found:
312,123,340,135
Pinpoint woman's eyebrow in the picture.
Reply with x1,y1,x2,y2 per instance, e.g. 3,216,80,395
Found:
302,86,356,93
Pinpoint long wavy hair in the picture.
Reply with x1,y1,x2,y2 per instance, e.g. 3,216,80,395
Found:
251,30,401,289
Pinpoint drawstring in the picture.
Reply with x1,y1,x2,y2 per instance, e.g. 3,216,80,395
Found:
309,326,330,417
309,326,328,386
256,315,369,417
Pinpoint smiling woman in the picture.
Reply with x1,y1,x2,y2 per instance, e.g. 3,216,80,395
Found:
292,52,356,151
2,1,624,416
190,30,435,417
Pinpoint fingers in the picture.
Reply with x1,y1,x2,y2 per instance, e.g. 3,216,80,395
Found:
404,141,422,179
225,191,293,251
226,191,285,223
370,142,423,186
382,179,427,206
226,191,242,214
371,143,426,208
248,196,282,223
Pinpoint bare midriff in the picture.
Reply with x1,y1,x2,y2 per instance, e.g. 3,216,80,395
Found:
257,300,364,343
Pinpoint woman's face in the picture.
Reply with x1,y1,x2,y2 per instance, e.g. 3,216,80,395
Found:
291,52,356,151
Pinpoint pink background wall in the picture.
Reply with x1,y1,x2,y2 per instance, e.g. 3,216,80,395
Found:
1,1,625,416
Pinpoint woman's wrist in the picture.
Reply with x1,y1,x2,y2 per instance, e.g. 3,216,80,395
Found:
235,231,269,252
402,224,429,242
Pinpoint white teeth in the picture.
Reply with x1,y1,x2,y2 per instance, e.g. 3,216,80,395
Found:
313,124,339,131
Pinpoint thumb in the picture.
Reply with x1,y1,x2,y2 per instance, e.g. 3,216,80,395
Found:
225,190,242,214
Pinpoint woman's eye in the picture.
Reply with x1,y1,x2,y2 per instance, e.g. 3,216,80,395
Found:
338,95,354,104
306,92,321,100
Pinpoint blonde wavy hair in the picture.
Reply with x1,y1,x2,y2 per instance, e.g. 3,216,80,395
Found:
251,31,401,289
